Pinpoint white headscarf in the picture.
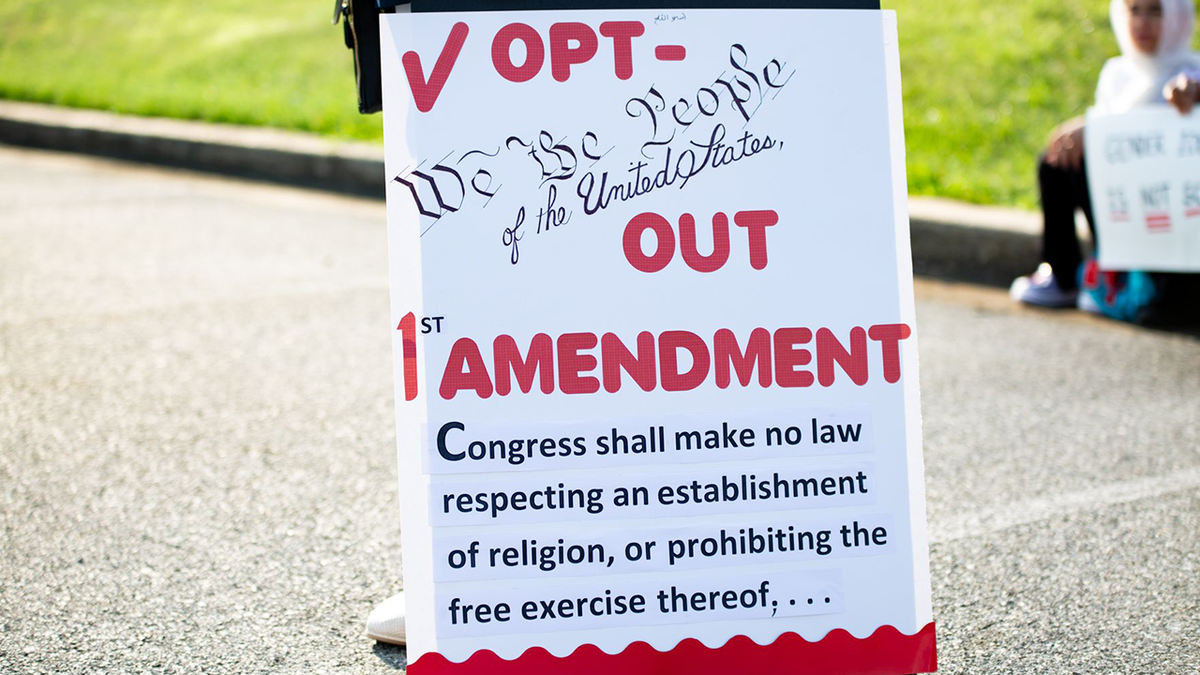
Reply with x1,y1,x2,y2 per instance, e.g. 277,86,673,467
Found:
1095,0,1200,112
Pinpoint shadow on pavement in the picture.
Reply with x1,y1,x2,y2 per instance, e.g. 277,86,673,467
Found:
372,643,408,670
1129,274,1200,338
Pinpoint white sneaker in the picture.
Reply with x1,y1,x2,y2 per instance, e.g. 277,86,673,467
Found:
1010,264,1078,308
366,591,406,645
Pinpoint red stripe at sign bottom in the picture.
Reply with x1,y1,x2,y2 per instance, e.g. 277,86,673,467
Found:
408,622,937,675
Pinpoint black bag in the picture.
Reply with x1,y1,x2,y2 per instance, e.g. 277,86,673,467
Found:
334,0,386,114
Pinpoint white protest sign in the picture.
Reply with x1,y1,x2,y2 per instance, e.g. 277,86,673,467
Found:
381,9,935,674
1085,107,1200,271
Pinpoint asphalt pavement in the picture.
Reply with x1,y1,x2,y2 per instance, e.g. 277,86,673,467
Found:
1,146,1198,674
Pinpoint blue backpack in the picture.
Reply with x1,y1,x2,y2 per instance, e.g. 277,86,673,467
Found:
1077,256,1160,323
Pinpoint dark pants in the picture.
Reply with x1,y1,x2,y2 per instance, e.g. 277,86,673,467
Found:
1038,153,1096,291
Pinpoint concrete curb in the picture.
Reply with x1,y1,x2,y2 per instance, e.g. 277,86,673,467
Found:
0,101,386,198
906,197,1041,286
0,100,1041,286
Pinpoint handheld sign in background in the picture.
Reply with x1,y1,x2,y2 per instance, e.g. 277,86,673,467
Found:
381,9,935,673
1086,107,1200,271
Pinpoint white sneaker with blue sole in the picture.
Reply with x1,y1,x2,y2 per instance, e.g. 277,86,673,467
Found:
1010,263,1078,308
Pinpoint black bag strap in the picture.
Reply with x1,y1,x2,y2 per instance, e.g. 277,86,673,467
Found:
335,0,386,114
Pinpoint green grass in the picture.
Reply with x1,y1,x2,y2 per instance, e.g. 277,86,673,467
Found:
885,0,1118,207
0,0,1190,207
0,0,383,140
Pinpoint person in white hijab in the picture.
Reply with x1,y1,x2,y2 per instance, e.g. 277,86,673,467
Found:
1012,0,1200,307
1097,0,1200,113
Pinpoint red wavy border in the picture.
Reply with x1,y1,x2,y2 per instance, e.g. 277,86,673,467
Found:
409,622,936,674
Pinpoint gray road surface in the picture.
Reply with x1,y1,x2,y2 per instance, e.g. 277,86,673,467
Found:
1,146,1198,674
